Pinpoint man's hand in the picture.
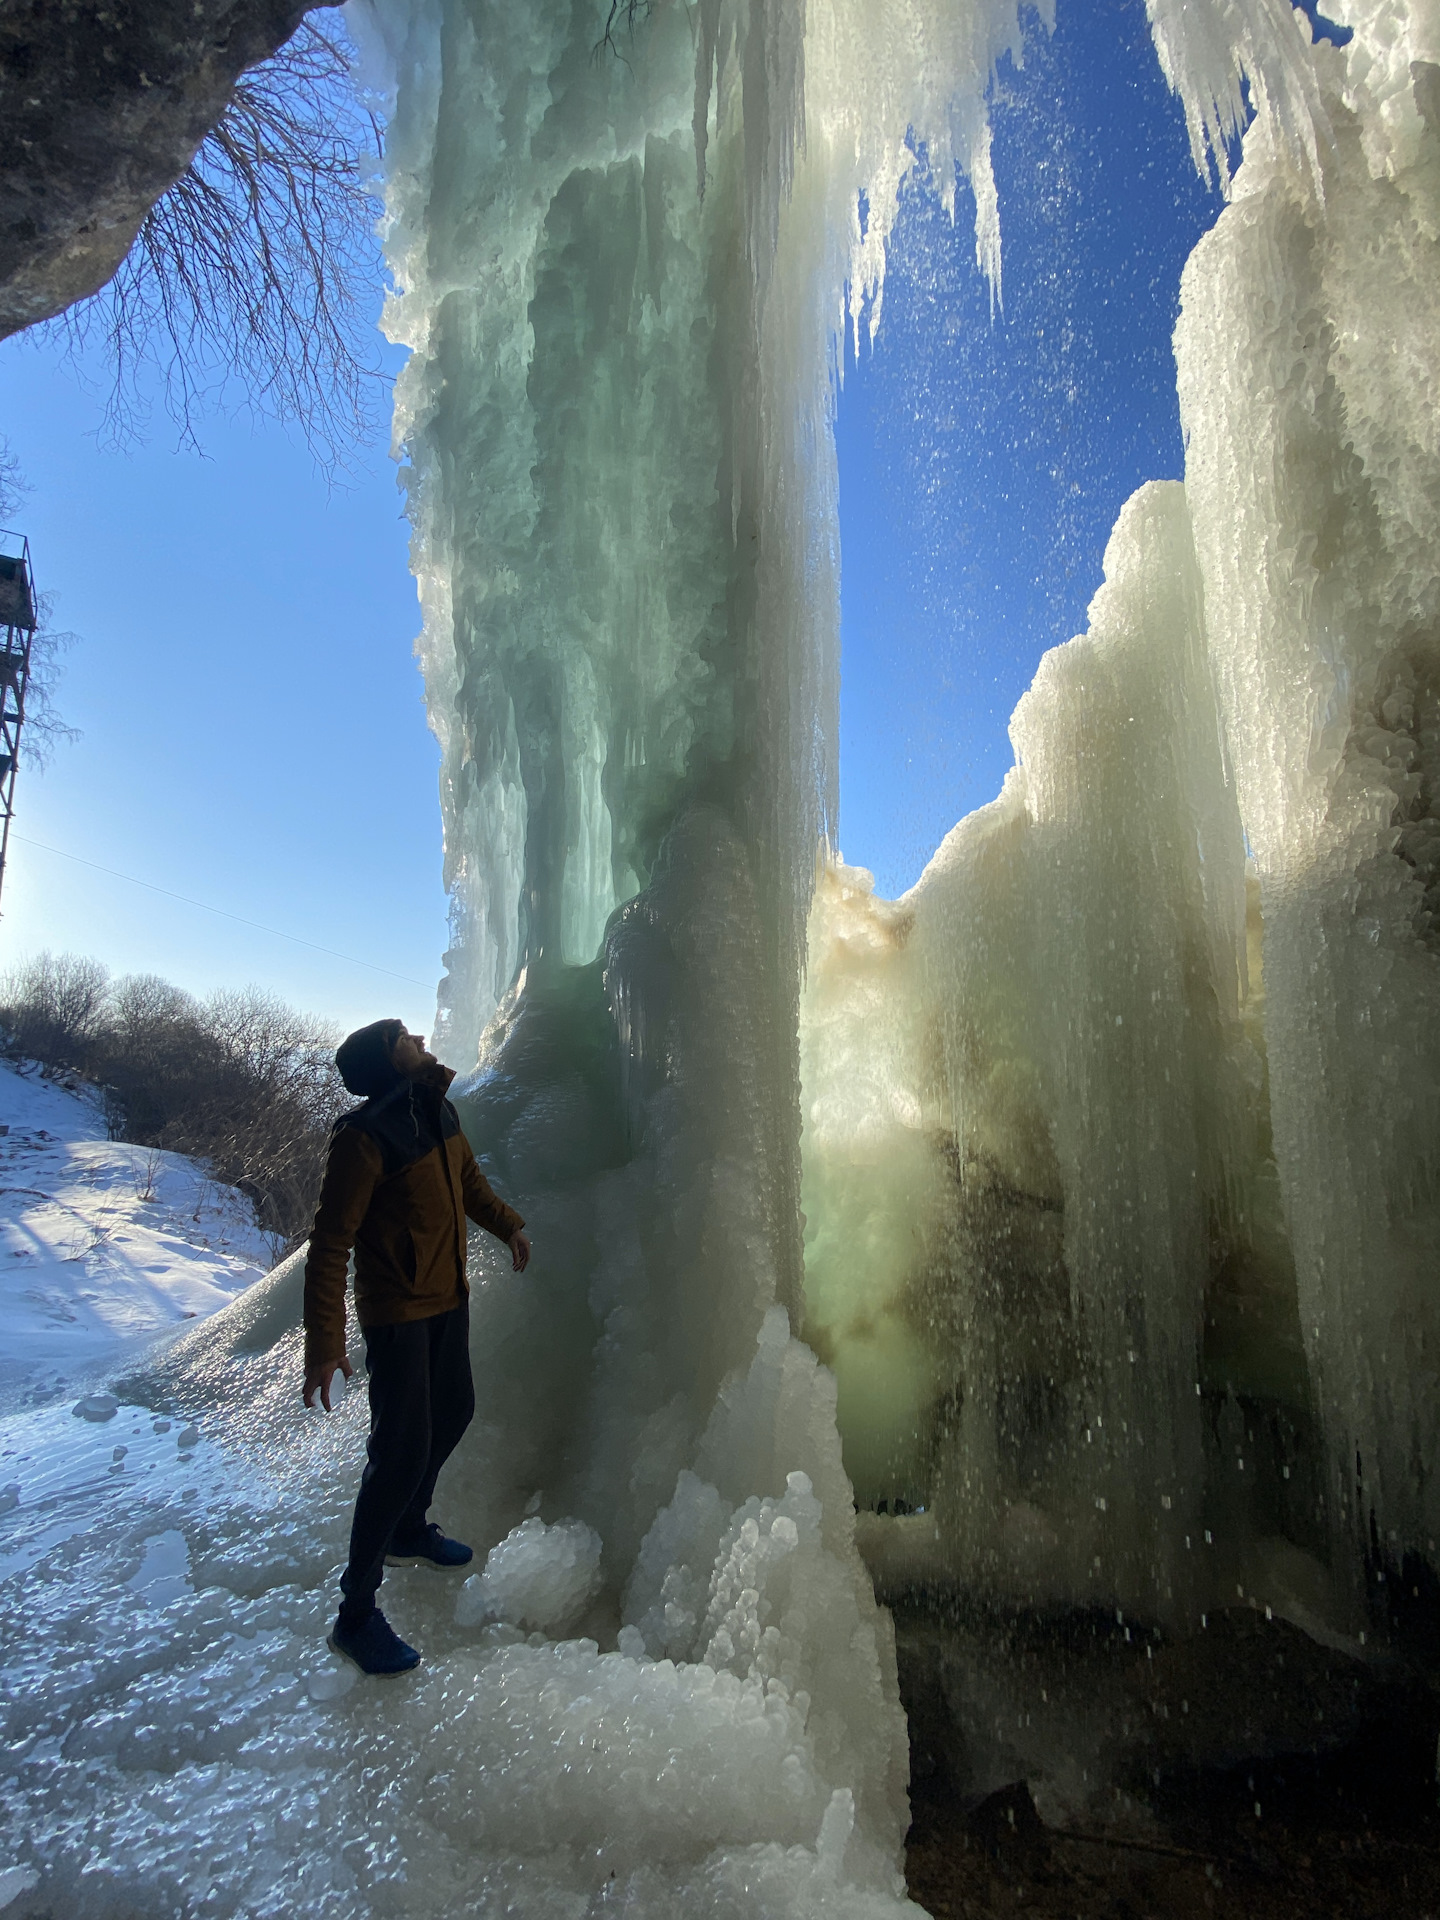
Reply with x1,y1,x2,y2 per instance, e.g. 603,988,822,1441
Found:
510,1229,532,1272
303,1354,354,1411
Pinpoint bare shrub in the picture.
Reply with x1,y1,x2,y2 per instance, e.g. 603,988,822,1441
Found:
100,973,216,1141
109,971,202,1047
0,952,110,1064
167,986,343,1246
134,1148,165,1205
0,954,348,1248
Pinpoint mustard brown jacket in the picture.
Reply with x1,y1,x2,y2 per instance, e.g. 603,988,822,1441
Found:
302,1062,523,1369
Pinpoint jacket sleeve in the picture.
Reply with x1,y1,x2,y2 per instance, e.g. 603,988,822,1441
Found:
459,1133,525,1242
303,1125,382,1369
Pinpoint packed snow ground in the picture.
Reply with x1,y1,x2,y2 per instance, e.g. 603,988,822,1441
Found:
0,1059,276,1413
0,1287,922,1919
0,1070,917,1917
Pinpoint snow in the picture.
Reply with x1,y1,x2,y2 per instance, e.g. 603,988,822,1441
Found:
0,1060,276,1414
0,1293,921,1917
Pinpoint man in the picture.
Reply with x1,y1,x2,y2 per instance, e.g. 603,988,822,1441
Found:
302,1018,530,1677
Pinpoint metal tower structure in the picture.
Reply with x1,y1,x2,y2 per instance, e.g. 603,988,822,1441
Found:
0,532,38,917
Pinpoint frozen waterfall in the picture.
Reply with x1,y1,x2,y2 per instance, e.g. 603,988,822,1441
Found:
804,0,1440,1651
3,0,1439,1913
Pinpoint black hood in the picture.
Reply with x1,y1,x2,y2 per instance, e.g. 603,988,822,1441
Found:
334,1058,462,1177
335,1018,404,1098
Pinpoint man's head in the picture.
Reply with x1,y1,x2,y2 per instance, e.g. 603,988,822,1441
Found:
334,1019,436,1097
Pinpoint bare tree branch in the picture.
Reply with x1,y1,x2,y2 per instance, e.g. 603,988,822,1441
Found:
0,439,78,765
597,1,659,61
19,598,80,769
0,443,23,523
39,10,386,472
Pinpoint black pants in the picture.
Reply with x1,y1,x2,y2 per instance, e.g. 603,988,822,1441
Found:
337,1300,475,1627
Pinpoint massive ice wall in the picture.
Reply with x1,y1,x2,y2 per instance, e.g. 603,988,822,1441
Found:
340,0,1303,1881
347,0,1440,1830
358,0,1056,1076
803,484,1266,1624
1177,1,1440,1583
803,0,1440,1643
334,0,1070,1895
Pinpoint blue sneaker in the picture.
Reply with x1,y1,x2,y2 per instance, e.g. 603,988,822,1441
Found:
385,1522,474,1571
327,1608,421,1677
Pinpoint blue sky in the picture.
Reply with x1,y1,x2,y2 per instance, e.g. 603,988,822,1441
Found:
0,337,447,1035
1,0,1223,1027
838,0,1225,892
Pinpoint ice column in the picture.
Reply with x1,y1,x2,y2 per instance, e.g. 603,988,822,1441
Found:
802,484,1258,1621
346,0,1051,1887
801,0,1440,1627
1176,5,1440,1578
345,0,1116,1877
351,0,1079,1583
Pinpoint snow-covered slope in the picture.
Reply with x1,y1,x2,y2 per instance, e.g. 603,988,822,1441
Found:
0,1059,276,1412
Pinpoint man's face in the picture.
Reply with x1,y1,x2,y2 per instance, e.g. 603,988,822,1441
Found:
390,1025,436,1076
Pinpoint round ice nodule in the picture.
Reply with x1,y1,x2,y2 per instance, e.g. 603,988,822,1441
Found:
456,1516,603,1636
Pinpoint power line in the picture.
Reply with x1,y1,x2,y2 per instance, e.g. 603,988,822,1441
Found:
10,833,433,989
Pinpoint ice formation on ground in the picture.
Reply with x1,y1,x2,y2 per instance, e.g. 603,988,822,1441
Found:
5,0,1438,1911
456,1513,603,1632
0,1286,920,1916
0,1059,274,1414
